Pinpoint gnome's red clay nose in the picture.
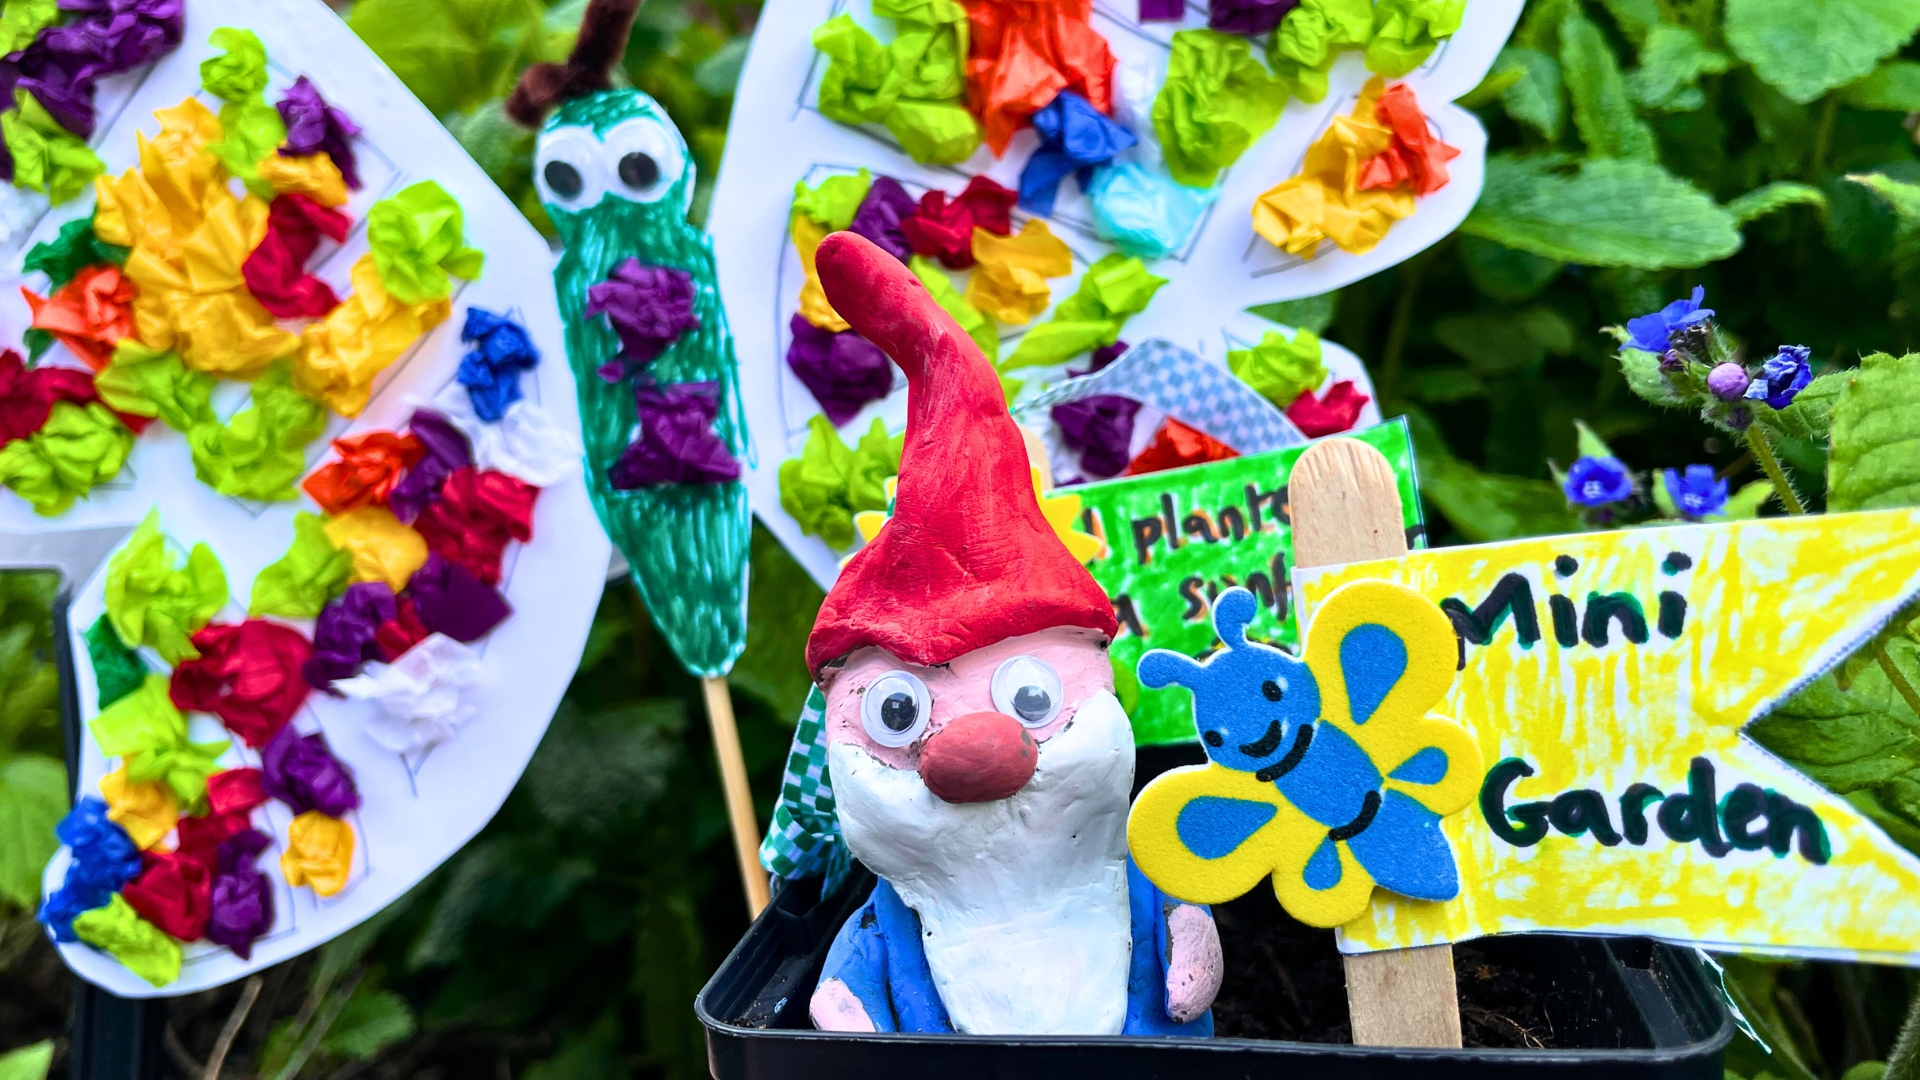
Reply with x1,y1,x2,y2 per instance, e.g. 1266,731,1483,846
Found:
918,712,1038,803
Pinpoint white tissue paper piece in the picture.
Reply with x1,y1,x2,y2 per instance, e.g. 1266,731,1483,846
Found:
336,634,488,755
431,384,586,488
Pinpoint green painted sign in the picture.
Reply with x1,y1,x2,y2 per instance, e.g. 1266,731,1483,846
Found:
1070,419,1423,746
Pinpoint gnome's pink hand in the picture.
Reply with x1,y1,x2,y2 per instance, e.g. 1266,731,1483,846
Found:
1164,904,1224,1023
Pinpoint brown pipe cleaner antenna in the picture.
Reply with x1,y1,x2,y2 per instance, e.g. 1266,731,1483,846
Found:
506,0,643,126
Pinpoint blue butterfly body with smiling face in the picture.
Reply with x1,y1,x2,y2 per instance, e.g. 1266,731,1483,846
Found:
1133,586,1478,921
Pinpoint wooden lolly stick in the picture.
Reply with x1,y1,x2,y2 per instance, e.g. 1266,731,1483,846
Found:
702,675,772,917
1288,437,1462,1049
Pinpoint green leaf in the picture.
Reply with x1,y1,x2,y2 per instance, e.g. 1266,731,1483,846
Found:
1432,306,1574,375
1758,370,1847,441
1623,25,1731,113
1841,1064,1888,1080
1495,46,1565,141
1407,411,1583,542
1404,366,1487,403
1457,61,1524,108
1840,60,1920,111
1725,182,1827,225
1596,0,1660,45
320,986,417,1060
1559,8,1657,160
1247,291,1339,334
523,700,685,838
1724,0,1920,105
1716,956,1825,1080
1463,154,1742,269
0,1040,53,1080
407,836,596,970
1850,171,1920,234
524,1009,630,1080
1752,672,1920,795
1827,352,1920,511
730,526,824,721
0,753,65,910
1572,418,1616,460
349,0,558,117
1458,235,1563,301
1619,349,1688,406
1714,479,1774,521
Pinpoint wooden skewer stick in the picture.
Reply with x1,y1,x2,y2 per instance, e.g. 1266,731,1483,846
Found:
702,675,772,917
1288,437,1462,1050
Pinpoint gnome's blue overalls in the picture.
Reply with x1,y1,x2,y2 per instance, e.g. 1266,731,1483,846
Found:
820,862,1215,1035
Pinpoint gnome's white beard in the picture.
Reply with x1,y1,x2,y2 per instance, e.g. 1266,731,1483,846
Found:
829,691,1136,1035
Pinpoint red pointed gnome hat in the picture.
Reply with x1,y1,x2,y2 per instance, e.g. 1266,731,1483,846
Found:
805,232,1118,676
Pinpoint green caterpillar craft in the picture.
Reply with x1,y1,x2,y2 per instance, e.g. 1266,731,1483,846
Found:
508,0,765,910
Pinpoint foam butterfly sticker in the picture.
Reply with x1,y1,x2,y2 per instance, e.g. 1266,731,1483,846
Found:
1127,580,1482,928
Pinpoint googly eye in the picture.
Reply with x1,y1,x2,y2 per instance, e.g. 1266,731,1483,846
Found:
600,116,685,203
861,670,931,747
534,126,608,211
991,656,1062,728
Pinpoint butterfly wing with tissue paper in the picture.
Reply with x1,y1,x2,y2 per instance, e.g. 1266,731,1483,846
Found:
1129,581,1481,928
516,0,752,679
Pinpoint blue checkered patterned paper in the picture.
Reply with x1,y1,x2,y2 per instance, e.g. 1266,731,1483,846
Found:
1015,339,1308,453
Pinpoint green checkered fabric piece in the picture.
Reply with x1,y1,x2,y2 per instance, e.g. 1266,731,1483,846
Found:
759,684,851,893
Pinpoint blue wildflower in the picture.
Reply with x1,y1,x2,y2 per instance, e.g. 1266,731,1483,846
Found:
1622,286,1713,353
1663,465,1728,519
37,797,143,942
1744,345,1811,409
1564,456,1633,507
457,307,541,422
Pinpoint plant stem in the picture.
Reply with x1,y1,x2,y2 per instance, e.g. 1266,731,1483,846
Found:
205,974,263,1080
1888,985,1920,1080
273,968,364,1080
1378,244,1440,404
1745,426,1806,513
1810,93,1839,183
1879,649,1920,720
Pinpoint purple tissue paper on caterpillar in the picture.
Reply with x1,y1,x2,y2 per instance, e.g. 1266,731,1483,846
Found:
389,409,473,522
277,75,362,189
609,380,740,488
1139,0,1184,20
262,725,360,818
849,177,917,263
407,553,512,643
585,259,700,381
786,313,893,426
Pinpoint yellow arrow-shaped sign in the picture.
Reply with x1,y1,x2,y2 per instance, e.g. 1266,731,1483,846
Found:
1293,508,1920,963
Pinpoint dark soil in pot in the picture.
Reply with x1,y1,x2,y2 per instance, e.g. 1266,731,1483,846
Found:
1211,885,1608,1049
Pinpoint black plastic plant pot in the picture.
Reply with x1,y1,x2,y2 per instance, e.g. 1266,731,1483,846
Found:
698,750,1735,1080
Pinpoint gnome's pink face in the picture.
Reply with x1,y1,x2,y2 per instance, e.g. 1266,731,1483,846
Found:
820,627,1115,802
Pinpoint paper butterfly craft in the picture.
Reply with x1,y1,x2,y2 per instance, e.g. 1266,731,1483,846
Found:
1128,579,1481,927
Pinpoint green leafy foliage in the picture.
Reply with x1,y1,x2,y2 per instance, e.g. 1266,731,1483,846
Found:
1724,0,1920,104
1560,6,1656,159
349,0,565,117
0,572,63,915
320,987,418,1059
0,1041,52,1080
1462,155,1741,268
1827,352,1920,511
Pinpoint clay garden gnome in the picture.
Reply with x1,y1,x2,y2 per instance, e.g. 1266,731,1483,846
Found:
797,232,1223,1036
